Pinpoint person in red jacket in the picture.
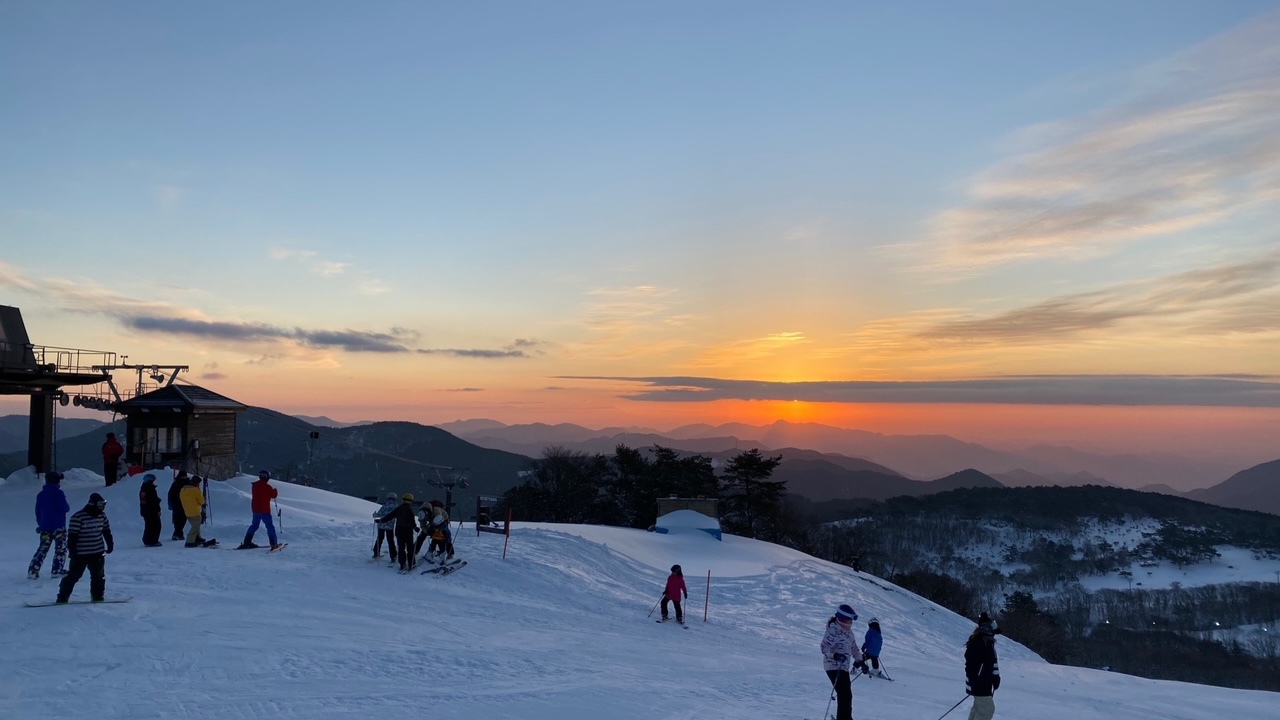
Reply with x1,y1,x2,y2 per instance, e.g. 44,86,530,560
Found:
660,564,689,624
238,470,281,550
101,432,124,487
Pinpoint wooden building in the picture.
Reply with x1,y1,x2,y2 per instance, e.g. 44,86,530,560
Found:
115,384,248,480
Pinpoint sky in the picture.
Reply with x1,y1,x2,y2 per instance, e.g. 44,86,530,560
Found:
3,1,1280,460
2,467,1277,719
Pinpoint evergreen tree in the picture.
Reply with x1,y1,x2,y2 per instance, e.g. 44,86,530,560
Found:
718,448,785,540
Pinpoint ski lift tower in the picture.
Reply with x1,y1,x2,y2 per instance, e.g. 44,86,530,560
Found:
427,467,470,517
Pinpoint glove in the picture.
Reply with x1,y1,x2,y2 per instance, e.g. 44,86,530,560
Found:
832,653,848,664
106,542,114,554
854,659,866,672
201,511,207,523
992,677,1001,691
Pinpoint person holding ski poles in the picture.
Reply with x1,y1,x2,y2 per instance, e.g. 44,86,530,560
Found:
372,492,399,561
861,617,885,678
238,470,282,550
821,604,864,720
660,564,688,624
964,612,1001,720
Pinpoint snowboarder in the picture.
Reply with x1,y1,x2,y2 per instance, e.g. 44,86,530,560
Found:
372,492,399,561
861,617,885,678
168,471,189,541
56,493,114,603
821,604,864,720
180,474,210,547
374,493,419,572
101,432,124,487
29,471,71,579
964,612,1001,720
660,564,688,624
139,473,163,546
238,470,281,550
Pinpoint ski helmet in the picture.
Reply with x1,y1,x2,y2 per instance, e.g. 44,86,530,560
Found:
45,471,64,482
386,492,397,501
868,617,880,626
402,493,414,502
671,564,682,574
259,470,271,480
835,604,857,623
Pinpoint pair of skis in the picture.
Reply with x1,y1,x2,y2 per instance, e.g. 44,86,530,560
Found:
421,558,466,575
656,618,689,629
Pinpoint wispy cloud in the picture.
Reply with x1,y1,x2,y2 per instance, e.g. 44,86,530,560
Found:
0,261,37,290
201,371,228,381
123,316,413,353
566,374,1280,408
416,338,546,359
916,249,1280,343
269,246,350,277
926,12,1280,269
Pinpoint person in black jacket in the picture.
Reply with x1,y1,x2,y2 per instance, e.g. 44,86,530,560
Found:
167,471,189,541
964,612,1001,720
374,493,419,572
56,493,114,603
139,473,163,546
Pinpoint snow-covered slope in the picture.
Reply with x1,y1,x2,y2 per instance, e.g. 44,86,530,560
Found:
1,467,1276,720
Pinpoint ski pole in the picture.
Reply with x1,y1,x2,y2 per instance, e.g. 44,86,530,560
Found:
822,673,837,720
647,597,662,619
936,695,970,720
276,500,283,540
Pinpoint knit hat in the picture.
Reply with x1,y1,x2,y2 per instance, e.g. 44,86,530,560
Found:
143,473,157,483
835,604,857,623
868,617,880,626
402,493,414,502
45,471,64,482
977,612,998,635
88,492,107,509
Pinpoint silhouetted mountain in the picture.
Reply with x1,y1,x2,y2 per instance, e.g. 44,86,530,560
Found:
1187,459,1280,516
993,468,1114,488
290,414,370,428
1138,483,1186,496
0,414,112,455
772,459,1000,502
1010,444,1240,493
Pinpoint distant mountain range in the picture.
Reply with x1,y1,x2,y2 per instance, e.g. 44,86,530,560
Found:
3,413,1276,517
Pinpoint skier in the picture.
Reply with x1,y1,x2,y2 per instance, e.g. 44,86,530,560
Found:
374,493,419,572
660,564,688,624
139,473,163,546
101,432,124,487
167,471,189,541
238,470,281,550
820,604,864,720
964,612,1001,720
372,492,399,561
56,492,114,603
861,617,885,678
180,474,212,547
29,471,71,579
419,500,454,561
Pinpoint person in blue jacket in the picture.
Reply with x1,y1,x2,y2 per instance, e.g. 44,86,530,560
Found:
861,617,886,678
28,471,71,579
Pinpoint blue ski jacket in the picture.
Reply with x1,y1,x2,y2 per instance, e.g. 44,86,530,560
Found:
862,626,883,657
35,483,71,532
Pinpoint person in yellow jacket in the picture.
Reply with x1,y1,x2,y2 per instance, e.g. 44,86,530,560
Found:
179,476,210,547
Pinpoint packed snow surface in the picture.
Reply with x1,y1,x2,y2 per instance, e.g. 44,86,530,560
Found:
1,467,1276,719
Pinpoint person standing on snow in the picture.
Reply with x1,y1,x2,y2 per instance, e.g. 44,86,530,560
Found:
139,473,163,546
375,493,419,572
168,471,189,541
56,493,114,603
372,492,399,561
821,604,865,720
964,612,1001,720
101,432,124,487
660,564,689,624
180,474,210,547
861,617,885,678
238,470,282,550
29,471,71,579
418,500,454,560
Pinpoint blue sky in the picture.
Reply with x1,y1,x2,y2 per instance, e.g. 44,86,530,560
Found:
2,1,1279,456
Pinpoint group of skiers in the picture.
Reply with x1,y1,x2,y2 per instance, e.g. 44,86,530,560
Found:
28,467,287,602
820,603,1001,720
371,493,455,572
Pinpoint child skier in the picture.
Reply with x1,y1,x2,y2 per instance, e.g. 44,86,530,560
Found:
660,564,688,624
372,492,399,561
861,617,886,678
820,604,864,720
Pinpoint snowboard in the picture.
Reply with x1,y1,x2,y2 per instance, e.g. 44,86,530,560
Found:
25,597,133,608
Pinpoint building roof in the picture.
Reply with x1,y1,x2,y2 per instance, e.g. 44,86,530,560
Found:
115,384,248,412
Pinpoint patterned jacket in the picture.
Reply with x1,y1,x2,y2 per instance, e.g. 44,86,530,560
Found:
820,620,863,672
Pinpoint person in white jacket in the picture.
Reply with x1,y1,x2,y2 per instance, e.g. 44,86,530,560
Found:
820,603,865,720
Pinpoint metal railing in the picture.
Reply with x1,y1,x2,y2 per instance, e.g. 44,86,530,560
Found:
0,339,116,375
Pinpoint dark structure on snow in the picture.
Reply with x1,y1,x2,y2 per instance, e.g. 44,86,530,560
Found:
115,384,248,480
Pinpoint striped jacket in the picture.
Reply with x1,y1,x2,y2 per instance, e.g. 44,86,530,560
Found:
67,507,114,556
